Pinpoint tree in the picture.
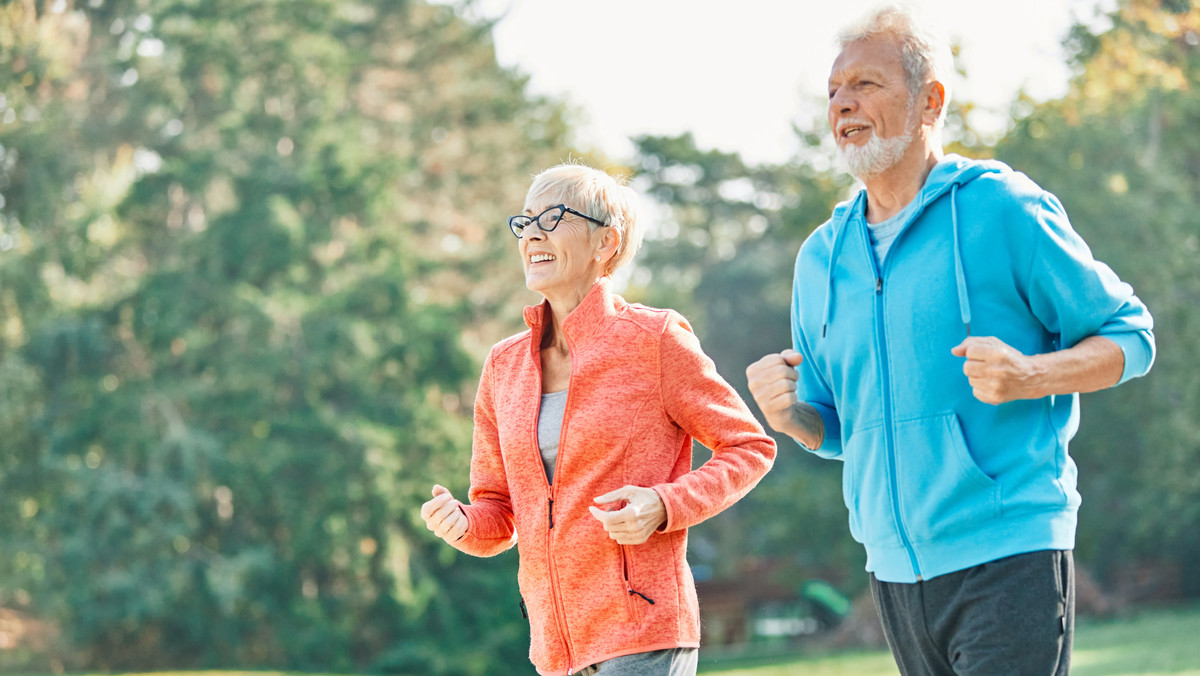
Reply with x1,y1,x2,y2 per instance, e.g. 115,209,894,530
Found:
0,0,572,671
996,0,1200,596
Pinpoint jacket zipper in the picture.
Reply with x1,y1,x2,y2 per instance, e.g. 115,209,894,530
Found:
871,250,922,580
536,333,576,673
544,494,574,673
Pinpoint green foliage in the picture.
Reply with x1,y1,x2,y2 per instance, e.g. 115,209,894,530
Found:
0,0,569,672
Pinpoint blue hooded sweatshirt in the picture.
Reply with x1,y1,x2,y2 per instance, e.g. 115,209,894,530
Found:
791,154,1155,583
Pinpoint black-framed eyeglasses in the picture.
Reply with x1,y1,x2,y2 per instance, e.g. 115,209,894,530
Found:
508,204,608,238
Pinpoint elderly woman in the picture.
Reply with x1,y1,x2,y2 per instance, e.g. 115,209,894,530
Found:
420,163,776,676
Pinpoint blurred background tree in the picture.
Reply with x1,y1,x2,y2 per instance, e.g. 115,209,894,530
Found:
0,0,578,671
996,0,1200,598
0,0,1196,673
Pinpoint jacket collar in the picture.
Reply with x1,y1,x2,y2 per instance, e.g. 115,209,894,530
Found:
522,277,620,353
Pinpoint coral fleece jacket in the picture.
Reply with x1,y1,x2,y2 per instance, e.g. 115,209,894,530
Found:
450,279,776,675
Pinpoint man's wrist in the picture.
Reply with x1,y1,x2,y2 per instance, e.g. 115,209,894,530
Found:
795,401,826,447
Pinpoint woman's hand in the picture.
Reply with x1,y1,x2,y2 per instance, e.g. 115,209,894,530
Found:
588,486,666,545
420,484,468,543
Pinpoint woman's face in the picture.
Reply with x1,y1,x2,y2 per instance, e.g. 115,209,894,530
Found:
518,198,608,301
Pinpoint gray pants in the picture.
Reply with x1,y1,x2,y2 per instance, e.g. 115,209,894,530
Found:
576,648,698,676
870,550,1074,676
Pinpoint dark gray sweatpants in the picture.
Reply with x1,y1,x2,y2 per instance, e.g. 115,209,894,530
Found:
870,550,1074,676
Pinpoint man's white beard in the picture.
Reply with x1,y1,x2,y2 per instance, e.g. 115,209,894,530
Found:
836,128,913,179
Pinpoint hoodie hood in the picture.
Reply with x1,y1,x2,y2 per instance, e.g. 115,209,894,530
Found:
821,154,1009,338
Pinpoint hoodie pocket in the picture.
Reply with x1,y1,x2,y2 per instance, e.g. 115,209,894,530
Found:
843,422,901,547
893,412,1002,543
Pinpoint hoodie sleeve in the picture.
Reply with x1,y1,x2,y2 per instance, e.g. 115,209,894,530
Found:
652,314,777,533
791,246,844,459
1026,192,1156,384
454,349,518,557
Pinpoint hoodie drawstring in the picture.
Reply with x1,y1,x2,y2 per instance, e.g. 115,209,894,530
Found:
949,183,972,336
821,198,857,338
821,184,973,339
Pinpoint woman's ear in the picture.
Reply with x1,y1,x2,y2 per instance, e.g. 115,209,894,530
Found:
595,224,621,263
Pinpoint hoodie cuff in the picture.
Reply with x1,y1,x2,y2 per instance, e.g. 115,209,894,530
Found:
1100,330,1155,385
801,401,843,459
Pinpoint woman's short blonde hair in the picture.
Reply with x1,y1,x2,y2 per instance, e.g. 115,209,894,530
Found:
524,162,644,276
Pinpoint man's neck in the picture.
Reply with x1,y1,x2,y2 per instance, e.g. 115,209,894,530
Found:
862,146,943,223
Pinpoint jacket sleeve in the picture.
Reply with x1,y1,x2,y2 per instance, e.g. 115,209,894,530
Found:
791,246,843,459
454,350,518,557
652,314,777,533
1027,193,1155,383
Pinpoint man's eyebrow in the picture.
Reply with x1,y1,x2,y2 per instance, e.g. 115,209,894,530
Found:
836,65,888,81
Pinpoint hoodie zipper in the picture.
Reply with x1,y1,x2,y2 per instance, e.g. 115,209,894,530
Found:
867,218,923,581
828,170,985,581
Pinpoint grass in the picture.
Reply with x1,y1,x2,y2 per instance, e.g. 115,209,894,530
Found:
1068,605,1200,675
19,604,1200,676
699,604,1200,675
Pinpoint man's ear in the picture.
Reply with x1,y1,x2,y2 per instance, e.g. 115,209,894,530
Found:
922,80,946,126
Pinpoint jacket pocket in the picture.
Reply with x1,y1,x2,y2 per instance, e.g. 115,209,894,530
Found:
620,545,653,626
892,412,1002,543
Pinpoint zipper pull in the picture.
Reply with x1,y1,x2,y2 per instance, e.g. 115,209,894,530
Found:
876,277,883,293
629,589,656,605
547,497,554,529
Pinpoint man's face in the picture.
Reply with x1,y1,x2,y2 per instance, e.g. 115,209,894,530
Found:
827,37,918,177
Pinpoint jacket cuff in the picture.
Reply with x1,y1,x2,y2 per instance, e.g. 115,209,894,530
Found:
651,485,676,533
455,506,517,557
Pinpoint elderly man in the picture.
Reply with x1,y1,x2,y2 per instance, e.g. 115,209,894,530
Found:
747,5,1154,675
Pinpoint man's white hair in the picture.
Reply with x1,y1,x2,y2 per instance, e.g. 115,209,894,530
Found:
836,3,954,129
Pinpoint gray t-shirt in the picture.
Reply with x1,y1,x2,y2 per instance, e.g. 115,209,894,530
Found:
537,390,568,483
867,196,919,264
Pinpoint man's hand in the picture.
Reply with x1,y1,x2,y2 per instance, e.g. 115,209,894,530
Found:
746,350,824,448
420,484,468,544
746,350,804,431
588,485,666,545
952,336,1044,404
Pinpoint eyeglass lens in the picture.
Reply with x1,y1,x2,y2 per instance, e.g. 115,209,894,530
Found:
511,206,564,237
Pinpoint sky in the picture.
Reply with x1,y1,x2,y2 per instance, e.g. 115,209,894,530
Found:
446,0,1116,165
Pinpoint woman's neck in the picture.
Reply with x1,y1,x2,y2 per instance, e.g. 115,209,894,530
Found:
541,297,576,353
539,278,600,350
